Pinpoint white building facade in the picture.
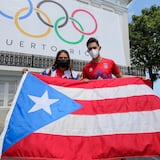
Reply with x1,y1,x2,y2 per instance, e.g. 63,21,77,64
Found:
0,0,133,132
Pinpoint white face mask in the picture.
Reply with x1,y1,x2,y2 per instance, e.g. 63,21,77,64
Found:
89,49,99,59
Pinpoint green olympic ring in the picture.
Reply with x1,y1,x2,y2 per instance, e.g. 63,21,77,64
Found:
54,16,84,44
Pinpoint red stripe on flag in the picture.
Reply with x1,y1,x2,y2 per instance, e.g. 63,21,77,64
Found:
33,73,148,88
3,132,160,159
74,95,160,114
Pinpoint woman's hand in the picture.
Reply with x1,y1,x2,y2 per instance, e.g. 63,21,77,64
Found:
22,68,28,74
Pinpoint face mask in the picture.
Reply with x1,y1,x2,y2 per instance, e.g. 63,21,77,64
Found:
57,60,69,68
89,49,99,59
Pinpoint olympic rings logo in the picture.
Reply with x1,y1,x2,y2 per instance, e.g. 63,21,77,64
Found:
0,0,98,44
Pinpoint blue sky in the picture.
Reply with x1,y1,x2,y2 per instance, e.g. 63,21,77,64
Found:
128,0,160,23
127,0,160,96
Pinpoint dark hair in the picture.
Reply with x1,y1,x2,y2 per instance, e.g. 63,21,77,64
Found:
86,37,99,47
53,49,71,69
51,49,74,79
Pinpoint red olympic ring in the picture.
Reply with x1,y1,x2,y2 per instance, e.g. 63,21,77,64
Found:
71,9,98,35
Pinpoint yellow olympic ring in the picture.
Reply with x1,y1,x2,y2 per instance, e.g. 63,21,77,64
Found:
14,7,52,38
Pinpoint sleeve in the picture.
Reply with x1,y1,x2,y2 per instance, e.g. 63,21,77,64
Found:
82,66,88,79
41,68,51,76
112,61,121,75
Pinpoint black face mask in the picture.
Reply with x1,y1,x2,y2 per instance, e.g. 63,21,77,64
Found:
57,60,69,68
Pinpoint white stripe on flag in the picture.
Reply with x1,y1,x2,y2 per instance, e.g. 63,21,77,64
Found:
36,109,160,136
50,84,154,100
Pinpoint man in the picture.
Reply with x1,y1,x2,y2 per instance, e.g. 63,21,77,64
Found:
82,37,123,80
82,38,125,160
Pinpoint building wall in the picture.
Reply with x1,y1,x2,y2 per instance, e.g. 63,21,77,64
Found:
77,0,131,66
0,0,133,133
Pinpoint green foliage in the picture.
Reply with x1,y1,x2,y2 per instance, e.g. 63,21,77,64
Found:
129,5,160,81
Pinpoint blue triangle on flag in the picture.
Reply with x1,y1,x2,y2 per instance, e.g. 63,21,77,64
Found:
2,73,82,153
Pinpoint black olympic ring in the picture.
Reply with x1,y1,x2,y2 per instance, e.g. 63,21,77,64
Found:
36,0,69,28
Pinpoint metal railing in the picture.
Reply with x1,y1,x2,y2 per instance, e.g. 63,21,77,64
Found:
0,50,145,76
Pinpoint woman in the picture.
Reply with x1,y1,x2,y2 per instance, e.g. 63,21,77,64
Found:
41,49,79,79
23,49,80,80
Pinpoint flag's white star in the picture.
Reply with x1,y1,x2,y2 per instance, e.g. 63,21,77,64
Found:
28,90,59,115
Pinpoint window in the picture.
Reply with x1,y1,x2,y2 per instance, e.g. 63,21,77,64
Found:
0,80,18,107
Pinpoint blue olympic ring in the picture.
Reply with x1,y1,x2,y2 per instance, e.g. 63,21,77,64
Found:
0,0,33,20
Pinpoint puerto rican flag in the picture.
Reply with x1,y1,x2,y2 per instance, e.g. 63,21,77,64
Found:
0,72,160,159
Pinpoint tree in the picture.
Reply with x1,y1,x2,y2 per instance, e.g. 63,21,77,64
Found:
129,5,160,87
